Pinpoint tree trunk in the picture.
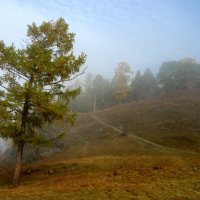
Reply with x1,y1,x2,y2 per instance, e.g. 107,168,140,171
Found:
93,93,96,112
12,77,32,187
12,143,24,187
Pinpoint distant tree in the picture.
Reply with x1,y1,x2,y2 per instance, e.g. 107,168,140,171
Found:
93,74,113,111
180,57,196,64
69,80,85,112
70,73,95,112
130,70,143,100
142,68,158,98
130,69,157,101
157,61,177,90
70,73,115,112
93,74,104,111
113,62,131,104
157,58,200,91
84,73,93,95
175,59,200,90
84,73,94,111
0,18,86,186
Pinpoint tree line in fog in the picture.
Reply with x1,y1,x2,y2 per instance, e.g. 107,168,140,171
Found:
70,57,200,112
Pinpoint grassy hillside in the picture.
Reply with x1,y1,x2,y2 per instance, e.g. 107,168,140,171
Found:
52,91,200,158
1,92,200,199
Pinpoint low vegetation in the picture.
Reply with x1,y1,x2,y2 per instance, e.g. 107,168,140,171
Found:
1,92,200,199
0,154,200,199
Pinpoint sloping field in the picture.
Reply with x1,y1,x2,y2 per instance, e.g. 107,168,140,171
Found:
1,92,200,199
50,92,200,158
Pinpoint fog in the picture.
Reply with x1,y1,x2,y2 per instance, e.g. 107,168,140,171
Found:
0,139,7,154
0,0,200,78
1,1,200,196
0,0,200,151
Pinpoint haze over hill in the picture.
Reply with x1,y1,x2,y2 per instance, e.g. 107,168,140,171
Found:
0,139,7,153
2,92,200,199
1,1,200,198
1,92,200,166
1,0,200,77
57,92,200,157
2,91,199,164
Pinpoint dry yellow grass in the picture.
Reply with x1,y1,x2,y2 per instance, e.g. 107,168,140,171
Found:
1,93,200,199
1,153,200,199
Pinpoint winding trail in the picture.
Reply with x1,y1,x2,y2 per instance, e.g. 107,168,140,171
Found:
91,115,122,134
90,114,198,155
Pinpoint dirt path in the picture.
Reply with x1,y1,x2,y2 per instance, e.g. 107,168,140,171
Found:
91,115,123,134
90,114,198,155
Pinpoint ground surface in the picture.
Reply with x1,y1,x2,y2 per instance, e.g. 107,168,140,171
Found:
1,154,200,200
1,93,200,199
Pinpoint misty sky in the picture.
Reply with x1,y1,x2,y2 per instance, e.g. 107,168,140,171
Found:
0,0,200,77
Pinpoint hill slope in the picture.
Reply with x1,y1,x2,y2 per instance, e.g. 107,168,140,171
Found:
1,92,200,199
2,92,200,163
48,92,200,159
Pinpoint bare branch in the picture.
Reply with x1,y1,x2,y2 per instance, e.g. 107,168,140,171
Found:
7,106,23,114
8,66,30,79
1,64,30,80
43,66,87,86
8,68,29,81
0,83,9,91
22,39,31,46
43,88,51,91
65,66,87,82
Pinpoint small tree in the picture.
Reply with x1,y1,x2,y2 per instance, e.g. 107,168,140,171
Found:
0,18,86,186
113,62,131,104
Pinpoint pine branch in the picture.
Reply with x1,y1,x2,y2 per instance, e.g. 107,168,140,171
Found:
0,100,23,114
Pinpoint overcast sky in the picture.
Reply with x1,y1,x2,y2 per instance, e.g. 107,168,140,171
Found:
0,0,200,77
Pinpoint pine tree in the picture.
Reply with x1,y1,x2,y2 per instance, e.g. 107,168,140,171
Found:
0,18,86,186
130,70,143,100
142,68,157,98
